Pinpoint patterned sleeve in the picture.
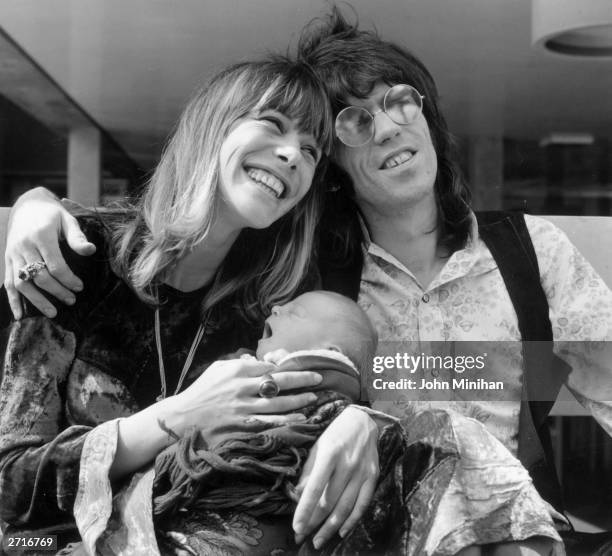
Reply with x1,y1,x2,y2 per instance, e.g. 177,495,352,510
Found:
526,215,612,435
0,316,91,525
0,214,122,528
0,314,126,551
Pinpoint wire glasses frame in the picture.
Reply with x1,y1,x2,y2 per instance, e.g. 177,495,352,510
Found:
335,84,425,147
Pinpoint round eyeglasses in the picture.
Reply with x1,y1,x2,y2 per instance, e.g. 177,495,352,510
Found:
335,84,425,147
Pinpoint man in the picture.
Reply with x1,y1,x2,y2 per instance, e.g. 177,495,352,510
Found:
4,8,612,555
298,9,612,555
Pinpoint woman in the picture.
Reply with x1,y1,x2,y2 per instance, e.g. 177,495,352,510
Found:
0,56,380,554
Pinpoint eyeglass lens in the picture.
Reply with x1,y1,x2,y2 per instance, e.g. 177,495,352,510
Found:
335,84,423,147
384,85,421,123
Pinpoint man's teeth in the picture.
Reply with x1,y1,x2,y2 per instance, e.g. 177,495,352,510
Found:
246,168,285,198
382,150,415,169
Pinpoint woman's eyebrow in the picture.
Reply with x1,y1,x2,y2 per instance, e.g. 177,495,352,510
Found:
262,108,291,120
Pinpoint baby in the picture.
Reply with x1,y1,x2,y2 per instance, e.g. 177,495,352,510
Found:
253,290,378,401
152,291,378,524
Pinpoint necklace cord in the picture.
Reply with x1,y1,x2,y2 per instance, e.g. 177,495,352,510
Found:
154,298,209,401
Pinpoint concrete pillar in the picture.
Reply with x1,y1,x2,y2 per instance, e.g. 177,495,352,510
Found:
0,105,5,205
68,126,101,206
467,135,503,211
462,69,504,211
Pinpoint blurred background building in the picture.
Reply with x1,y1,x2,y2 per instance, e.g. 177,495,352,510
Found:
0,0,611,528
1,0,611,212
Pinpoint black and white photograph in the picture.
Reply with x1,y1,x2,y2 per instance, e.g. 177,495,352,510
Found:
0,1,611,555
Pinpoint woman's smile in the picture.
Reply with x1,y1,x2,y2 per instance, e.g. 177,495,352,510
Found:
244,165,288,199
218,109,319,229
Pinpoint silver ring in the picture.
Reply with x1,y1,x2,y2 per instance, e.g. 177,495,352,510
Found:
17,261,47,282
258,373,279,398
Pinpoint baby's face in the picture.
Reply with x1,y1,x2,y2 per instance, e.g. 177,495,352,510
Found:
256,292,339,359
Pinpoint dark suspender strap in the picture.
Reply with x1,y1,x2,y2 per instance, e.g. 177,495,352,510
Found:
477,211,567,511
476,211,551,339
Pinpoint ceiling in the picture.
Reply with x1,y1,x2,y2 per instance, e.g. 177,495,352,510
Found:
1,0,611,170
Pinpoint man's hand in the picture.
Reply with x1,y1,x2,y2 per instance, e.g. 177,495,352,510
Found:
4,188,96,319
293,406,379,549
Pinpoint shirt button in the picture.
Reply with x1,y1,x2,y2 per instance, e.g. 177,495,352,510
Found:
422,293,430,303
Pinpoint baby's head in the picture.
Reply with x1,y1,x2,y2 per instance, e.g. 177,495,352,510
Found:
256,290,378,374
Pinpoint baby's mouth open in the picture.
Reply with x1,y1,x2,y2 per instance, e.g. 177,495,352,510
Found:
262,321,272,339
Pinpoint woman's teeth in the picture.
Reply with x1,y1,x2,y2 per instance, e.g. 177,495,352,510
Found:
246,168,285,198
382,150,415,169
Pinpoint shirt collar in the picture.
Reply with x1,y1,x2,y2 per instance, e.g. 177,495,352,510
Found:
358,209,479,253
357,211,373,248
464,210,479,251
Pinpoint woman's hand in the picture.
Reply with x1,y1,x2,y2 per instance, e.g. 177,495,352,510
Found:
110,357,323,480
4,187,96,320
170,357,323,439
292,406,379,549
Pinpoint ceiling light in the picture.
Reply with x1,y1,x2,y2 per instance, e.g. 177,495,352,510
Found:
539,133,595,147
532,0,612,57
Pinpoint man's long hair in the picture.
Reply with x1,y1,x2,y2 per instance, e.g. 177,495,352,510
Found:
297,7,471,262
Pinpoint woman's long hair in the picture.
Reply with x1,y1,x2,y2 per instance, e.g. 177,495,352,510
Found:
109,57,333,325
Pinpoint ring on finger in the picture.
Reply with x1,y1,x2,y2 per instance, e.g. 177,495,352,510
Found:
258,373,280,398
17,261,47,282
